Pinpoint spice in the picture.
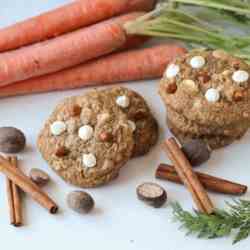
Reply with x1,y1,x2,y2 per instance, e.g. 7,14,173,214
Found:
6,156,22,227
181,139,211,167
162,138,214,214
0,155,58,214
137,182,167,208
67,191,94,214
0,127,26,153
30,168,50,187
156,164,247,195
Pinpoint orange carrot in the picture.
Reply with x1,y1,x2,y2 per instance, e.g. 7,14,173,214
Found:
0,44,187,98
0,12,144,87
0,0,156,52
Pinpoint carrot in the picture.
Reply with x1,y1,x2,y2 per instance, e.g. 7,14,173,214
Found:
0,0,156,52
0,12,145,87
0,44,187,98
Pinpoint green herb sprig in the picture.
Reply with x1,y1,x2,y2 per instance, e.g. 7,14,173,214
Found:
172,200,250,244
124,0,250,63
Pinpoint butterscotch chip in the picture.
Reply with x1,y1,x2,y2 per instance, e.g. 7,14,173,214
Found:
99,132,113,142
233,90,245,102
70,104,82,117
55,146,69,157
166,83,177,94
197,72,211,83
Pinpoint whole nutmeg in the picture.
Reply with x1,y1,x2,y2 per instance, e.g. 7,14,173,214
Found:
0,127,26,153
137,182,167,208
30,168,50,187
67,191,94,214
181,139,211,167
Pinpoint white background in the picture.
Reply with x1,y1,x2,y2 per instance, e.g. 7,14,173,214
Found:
1,1,250,249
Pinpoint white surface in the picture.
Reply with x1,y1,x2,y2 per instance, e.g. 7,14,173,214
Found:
1,1,250,249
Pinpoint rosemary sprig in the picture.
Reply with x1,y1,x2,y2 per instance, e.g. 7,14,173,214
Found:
172,200,250,244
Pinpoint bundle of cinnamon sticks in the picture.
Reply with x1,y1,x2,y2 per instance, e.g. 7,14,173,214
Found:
161,138,248,214
1,155,58,227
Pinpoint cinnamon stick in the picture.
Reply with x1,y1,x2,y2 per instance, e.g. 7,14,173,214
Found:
156,164,247,195
163,138,214,214
6,160,15,225
0,155,58,214
10,157,23,226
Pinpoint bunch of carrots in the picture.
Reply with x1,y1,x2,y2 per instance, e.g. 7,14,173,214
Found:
0,0,186,98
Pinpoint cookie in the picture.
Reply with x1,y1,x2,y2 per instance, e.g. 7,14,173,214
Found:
159,49,250,128
37,89,134,188
167,106,249,138
167,118,240,149
104,87,159,157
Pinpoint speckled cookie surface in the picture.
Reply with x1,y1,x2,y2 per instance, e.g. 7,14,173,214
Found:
37,90,134,188
167,119,239,149
159,49,250,127
103,87,158,157
167,107,249,138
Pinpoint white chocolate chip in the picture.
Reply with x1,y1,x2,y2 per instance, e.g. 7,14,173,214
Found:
205,88,220,103
50,121,66,136
190,56,206,69
182,79,199,93
164,64,180,78
232,70,249,83
116,95,130,108
78,125,94,141
128,120,136,132
82,154,96,168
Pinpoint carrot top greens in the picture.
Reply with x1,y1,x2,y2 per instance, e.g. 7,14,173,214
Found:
172,200,250,244
125,0,250,63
